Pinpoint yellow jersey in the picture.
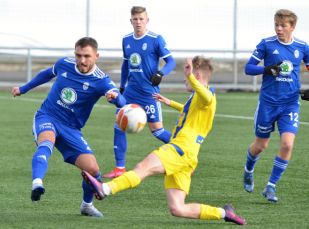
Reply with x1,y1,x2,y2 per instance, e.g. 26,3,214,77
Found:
169,74,216,167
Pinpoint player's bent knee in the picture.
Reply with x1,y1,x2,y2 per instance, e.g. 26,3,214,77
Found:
168,205,184,217
85,163,100,175
75,154,100,174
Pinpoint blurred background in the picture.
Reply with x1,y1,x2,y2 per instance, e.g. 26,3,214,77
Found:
1,0,309,91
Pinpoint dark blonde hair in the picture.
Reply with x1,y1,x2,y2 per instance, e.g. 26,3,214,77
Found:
131,6,147,16
192,56,213,73
274,9,297,27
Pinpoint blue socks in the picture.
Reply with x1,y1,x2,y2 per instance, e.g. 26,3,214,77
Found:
245,149,288,187
268,156,288,186
32,140,53,180
114,124,171,168
114,123,127,167
151,128,171,143
245,150,259,172
83,172,102,203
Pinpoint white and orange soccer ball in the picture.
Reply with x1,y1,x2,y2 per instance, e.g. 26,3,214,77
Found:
116,104,147,133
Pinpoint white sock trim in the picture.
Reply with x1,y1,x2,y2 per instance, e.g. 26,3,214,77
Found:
267,182,276,187
102,183,111,195
32,178,43,185
32,178,43,190
81,200,93,206
220,208,226,219
244,166,254,173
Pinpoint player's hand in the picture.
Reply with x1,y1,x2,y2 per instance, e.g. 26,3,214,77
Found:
153,93,171,105
119,87,125,94
105,90,118,102
151,71,164,86
264,63,282,76
11,86,21,97
300,89,309,101
183,58,193,77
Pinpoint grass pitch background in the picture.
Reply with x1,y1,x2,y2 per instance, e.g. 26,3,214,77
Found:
0,91,308,228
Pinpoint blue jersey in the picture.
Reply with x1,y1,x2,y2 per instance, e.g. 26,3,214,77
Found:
38,57,118,129
122,31,173,96
251,36,309,104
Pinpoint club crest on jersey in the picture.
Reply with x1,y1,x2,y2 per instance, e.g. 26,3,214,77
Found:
142,43,147,50
129,53,142,67
279,60,293,76
60,87,77,105
83,82,89,90
294,49,299,58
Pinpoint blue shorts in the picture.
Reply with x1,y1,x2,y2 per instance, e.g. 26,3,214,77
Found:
254,100,300,138
33,111,93,164
119,90,163,123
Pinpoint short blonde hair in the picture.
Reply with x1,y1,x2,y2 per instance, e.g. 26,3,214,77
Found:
274,9,297,27
131,6,147,16
192,56,213,73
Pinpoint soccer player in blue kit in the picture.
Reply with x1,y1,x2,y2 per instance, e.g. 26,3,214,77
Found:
104,6,176,178
11,37,126,217
242,9,309,202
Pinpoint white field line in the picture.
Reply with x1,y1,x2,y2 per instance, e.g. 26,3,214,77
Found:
2,96,309,126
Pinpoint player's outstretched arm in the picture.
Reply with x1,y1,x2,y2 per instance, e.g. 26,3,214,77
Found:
153,93,170,105
153,93,183,111
17,68,55,95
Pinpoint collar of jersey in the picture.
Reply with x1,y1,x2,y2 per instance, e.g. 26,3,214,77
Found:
277,36,294,45
74,64,97,76
133,30,148,40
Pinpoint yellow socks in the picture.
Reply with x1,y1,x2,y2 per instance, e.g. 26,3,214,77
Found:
199,204,223,220
107,170,141,195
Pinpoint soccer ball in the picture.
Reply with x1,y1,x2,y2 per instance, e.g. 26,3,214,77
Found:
116,104,147,133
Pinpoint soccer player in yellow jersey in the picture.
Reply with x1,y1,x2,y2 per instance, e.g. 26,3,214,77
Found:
82,56,246,225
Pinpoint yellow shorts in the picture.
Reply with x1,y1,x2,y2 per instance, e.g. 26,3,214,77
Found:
153,144,195,194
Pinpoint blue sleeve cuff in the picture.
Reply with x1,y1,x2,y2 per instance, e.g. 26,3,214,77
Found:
109,92,126,108
160,55,176,76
